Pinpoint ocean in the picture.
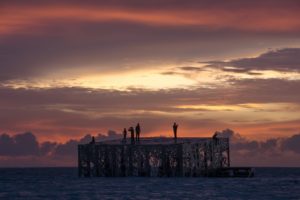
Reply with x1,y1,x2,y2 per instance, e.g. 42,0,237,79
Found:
0,167,299,199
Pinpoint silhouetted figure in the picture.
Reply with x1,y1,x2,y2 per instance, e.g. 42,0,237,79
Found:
123,128,127,143
212,132,218,140
128,127,135,145
135,123,141,142
173,122,178,143
212,132,219,144
90,136,95,144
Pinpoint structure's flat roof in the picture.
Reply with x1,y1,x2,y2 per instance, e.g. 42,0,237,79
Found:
81,137,228,145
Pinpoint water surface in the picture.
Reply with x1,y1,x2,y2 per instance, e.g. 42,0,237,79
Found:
0,167,299,199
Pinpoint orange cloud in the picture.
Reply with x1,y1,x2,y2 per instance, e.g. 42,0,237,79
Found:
1,5,300,35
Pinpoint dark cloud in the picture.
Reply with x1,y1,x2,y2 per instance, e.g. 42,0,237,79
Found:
39,141,57,156
160,72,180,76
227,78,300,104
282,134,300,153
215,129,300,166
204,48,300,73
59,130,121,153
178,66,205,72
0,130,299,167
260,139,278,151
52,130,122,157
0,132,39,156
0,131,122,157
0,130,122,166
216,129,269,153
53,139,78,156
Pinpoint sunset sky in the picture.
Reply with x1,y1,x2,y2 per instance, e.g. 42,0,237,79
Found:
1,0,300,166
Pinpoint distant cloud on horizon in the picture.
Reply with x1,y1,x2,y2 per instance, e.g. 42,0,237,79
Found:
0,130,300,167
0,130,122,167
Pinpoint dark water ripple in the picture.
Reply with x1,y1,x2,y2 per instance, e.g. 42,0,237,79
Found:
0,168,299,200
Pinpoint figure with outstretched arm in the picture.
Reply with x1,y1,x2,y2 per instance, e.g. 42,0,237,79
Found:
123,128,127,143
135,123,141,142
89,136,95,144
212,132,218,140
128,127,135,145
173,122,178,143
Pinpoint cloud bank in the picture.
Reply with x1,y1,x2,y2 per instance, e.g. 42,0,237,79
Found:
203,48,300,73
0,130,299,167
0,131,122,167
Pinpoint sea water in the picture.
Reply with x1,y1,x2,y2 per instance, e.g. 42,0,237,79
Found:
0,167,299,199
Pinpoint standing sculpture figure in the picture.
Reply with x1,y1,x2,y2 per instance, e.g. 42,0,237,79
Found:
212,132,218,140
90,136,95,144
128,127,135,145
123,128,127,143
173,122,178,143
135,123,141,142
212,132,218,144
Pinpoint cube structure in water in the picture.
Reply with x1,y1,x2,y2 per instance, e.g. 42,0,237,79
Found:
78,137,230,177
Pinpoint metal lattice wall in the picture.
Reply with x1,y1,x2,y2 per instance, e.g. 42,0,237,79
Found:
78,137,229,177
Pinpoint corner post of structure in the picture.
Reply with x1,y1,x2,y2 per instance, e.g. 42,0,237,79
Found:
227,138,230,167
78,145,82,177
210,140,214,168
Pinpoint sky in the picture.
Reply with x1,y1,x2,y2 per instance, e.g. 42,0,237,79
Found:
1,0,300,167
